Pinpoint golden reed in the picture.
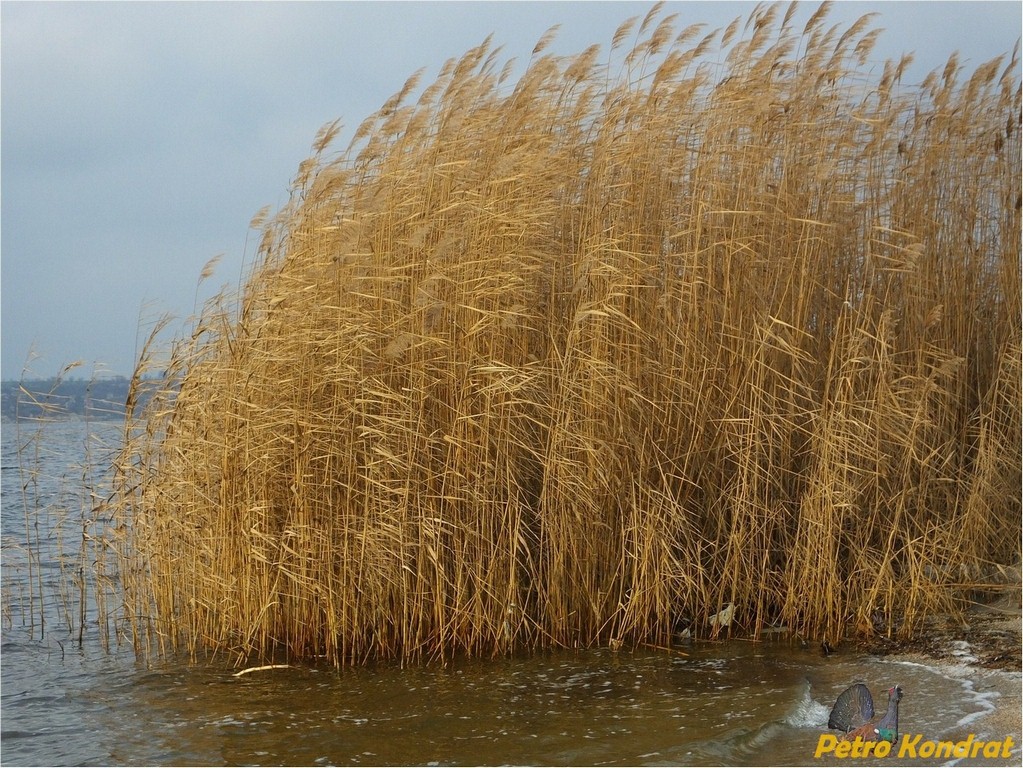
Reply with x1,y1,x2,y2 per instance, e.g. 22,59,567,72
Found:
107,3,1021,665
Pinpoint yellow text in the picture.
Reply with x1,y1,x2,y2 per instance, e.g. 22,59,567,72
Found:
815,733,1017,760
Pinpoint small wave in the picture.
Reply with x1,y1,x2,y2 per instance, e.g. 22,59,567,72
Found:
955,677,999,729
784,679,831,729
207,714,251,727
881,654,1003,733
684,720,787,764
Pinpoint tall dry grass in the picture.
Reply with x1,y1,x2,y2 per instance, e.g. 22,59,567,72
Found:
110,3,1021,665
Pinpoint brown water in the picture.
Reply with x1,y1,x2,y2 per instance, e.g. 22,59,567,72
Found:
2,422,1019,766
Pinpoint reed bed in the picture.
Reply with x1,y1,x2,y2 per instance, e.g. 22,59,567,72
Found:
109,3,1021,665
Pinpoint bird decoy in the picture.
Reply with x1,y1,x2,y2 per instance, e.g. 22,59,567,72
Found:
829,683,903,743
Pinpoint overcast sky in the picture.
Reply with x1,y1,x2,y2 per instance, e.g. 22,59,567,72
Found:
2,1,1020,381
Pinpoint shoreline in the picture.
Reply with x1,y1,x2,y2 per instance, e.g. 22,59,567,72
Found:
860,599,1022,761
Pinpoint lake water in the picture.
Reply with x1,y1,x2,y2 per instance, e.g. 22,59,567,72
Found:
2,421,1018,766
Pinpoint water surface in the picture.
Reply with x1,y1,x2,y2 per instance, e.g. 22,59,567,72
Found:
2,421,1017,766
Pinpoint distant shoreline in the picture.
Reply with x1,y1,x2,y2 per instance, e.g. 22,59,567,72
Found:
0,376,150,421
1,412,127,424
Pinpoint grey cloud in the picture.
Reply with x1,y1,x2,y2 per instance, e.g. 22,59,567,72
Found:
3,1,1020,379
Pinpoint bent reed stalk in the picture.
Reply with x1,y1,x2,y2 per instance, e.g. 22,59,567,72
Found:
109,3,1021,666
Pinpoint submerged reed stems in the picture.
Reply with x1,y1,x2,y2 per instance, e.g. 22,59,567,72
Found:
108,3,1021,665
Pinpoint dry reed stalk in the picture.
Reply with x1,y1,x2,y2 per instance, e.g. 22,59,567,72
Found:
103,3,1021,665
